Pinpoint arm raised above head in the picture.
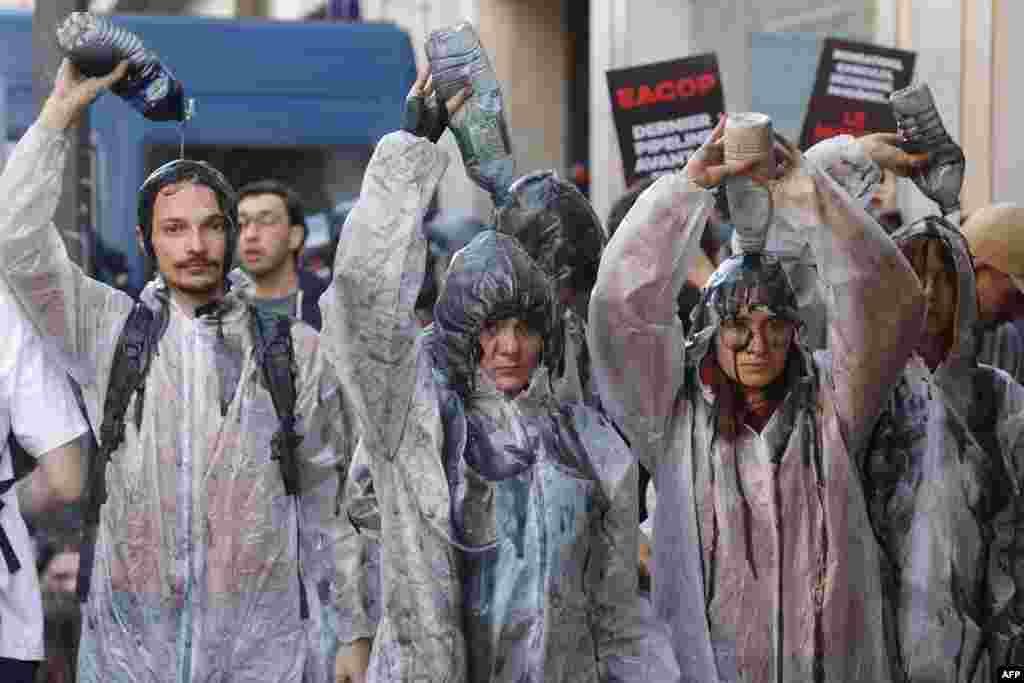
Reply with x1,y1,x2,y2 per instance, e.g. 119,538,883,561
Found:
0,60,134,385
318,131,449,462
777,139,924,458
588,173,711,456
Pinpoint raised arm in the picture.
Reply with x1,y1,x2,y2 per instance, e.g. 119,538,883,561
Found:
318,131,448,461
588,119,751,455
0,60,133,385
805,132,928,206
777,139,924,459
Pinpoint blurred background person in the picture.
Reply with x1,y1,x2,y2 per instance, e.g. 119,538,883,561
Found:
236,179,328,330
33,529,82,683
962,203,1024,383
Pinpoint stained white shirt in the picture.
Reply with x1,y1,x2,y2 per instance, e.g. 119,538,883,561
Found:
0,288,87,661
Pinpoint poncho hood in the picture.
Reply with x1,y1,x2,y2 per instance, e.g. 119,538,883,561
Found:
494,170,606,299
891,214,979,367
433,231,563,394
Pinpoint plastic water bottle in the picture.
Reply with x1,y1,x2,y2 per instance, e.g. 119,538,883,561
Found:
890,83,964,215
724,113,775,254
56,12,189,122
425,22,516,204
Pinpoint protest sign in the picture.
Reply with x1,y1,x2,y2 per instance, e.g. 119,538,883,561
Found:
606,53,725,187
800,38,916,150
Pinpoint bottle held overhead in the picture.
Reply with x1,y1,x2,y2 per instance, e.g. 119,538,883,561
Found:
890,82,964,215
56,12,188,122
425,21,516,204
724,112,775,254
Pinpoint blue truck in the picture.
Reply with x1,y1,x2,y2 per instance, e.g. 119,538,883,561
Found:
0,9,416,294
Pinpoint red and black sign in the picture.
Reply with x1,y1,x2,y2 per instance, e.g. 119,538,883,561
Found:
799,38,916,150
606,53,725,187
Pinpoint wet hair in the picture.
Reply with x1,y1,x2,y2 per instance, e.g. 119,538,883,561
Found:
238,179,309,261
137,160,238,276
702,343,797,443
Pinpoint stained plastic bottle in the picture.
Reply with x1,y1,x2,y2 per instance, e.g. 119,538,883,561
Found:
426,22,516,204
56,12,188,122
890,83,964,215
724,113,775,254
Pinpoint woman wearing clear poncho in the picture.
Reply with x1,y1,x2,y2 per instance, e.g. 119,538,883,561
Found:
588,117,925,683
320,72,679,682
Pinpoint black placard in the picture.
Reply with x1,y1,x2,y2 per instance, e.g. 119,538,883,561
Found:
606,54,725,187
799,38,916,150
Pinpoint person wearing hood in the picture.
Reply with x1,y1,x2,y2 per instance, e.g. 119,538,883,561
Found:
722,131,927,351
588,116,925,682
320,69,680,682
859,213,1024,681
0,61,356,682
493,170,606,407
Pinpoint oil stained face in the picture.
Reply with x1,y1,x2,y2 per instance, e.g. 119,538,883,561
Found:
478,317,544,396
715,307,794,389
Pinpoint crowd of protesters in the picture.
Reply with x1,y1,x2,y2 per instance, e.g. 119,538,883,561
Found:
2,34,1024,683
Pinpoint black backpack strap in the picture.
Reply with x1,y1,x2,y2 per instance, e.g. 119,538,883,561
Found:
0,478,21,573
249,309,309,619
77,302,166,602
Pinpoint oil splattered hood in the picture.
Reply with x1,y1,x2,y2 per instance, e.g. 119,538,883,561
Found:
891,214,979,367
494,170,606,299
433,230,563,394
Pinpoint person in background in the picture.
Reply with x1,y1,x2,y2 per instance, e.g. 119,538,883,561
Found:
1,289,87,683
961,203,1024,384
862,212,1024,681
493,169,607,408
868,169,904,234
236,179,328,330
34,529,83,683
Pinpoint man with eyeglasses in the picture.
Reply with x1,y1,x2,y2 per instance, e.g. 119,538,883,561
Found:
237,180,328,330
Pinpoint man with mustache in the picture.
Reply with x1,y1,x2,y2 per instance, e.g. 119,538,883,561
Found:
0,60,356,682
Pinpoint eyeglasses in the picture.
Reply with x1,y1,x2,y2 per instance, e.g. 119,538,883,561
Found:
719,316,794,351
238,211,285,228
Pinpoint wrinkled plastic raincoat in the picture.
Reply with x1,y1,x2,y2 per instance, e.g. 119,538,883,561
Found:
866,216,1024,682
320,130,679,682
0,123,355,683
978,321,1024,385
589,154,924,682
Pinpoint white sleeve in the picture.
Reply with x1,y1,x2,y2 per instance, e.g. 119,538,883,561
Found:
5,292,87,458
